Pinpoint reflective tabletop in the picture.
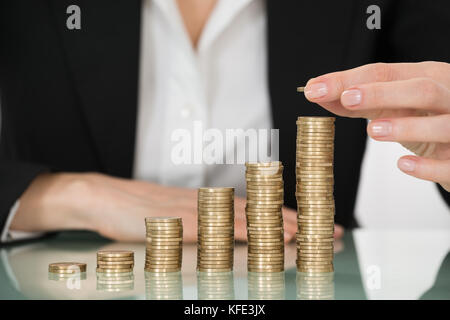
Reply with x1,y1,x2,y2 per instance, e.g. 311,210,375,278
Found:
1,229,449,300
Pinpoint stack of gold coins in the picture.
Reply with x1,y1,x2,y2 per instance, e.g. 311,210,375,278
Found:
97,272,135,292
145,271,183,300
48,262,87,281
248,272,285,300
296,272,334,300
296,117,335,273
197,187,234,272
197,271,235,300
245,162,285,273
96,251,134,274
145,217,183,272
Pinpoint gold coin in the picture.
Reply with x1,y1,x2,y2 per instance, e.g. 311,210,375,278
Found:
197,231,234,237
247,236,283,242
145,221,182,226
145,217,182,223
247,231,283,236
198,202,234,207
198,187,234,193
248,252,284,257
48,262,87,272
247,218,283,223
198,245,234,250
198,193,234,198
198,257,233,262
198,216,234,221
245,207,282,213
197,228,234,233
97,251,134,258
247,194,283,199
297,245,333,250
299,225,334,229
197,240,234,246
197,239,234,244
248,265,284,270
96,264,134,269
96,267,134,273
245,161,283,166
198,211,234,216
248,249,284,255
297,116,335,121
145,268,181,273
299,225,334,230
298,213,334,218
246,177,284,182
97,260,134,265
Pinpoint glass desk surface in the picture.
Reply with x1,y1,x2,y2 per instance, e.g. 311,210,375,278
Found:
0,229,449,300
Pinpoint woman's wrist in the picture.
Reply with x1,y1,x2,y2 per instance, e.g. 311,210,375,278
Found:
10,173,97,233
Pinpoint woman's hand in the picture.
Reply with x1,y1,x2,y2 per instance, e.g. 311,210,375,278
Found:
303,61,450,191
11,173,298,242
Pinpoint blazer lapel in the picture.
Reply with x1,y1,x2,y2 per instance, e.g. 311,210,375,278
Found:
49,0,142,177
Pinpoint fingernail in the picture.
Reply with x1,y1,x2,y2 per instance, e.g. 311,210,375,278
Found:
304,82,328,99
398,158,416,172
341,89,362,107
369,121,392,137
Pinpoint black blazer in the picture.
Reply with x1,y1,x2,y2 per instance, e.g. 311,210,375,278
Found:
0,0,449,232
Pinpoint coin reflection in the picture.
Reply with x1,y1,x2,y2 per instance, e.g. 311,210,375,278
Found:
145,271,183,300
296,272,334,300
248,271,285,300
197,271,235,300
96,271,134,292
48,272,87,281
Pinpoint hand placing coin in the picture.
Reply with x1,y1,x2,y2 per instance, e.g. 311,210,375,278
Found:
302,62,450,191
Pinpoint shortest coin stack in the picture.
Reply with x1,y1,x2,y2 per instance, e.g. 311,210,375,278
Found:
96,250,134,274
145,217,183,272
48,262,87,281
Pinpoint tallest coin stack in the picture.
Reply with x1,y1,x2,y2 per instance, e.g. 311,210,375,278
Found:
295,117,335,273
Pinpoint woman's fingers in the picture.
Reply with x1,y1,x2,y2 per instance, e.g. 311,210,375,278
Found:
303,62,450,118
367,114,450,143
398,155,450,191
341,78,450,115
304,62,447,103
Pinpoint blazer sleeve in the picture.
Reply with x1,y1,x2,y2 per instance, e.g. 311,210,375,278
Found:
385,0,450,208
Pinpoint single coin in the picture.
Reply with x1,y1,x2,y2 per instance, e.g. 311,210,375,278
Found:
97,260,134,265
96,267,134,273
97,251,134,258
199,187,234,193
145,217,182,223
48,262,87,273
